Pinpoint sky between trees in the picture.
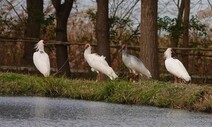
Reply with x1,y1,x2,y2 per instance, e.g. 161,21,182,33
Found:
1,0,211,25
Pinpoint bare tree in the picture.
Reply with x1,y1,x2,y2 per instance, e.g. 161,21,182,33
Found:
207,0,212,9
109,0,140,44
5,0,24,22
86,0,140,45
51,0,75,77
140,0,159,80
96,0,110,80
170,0,185,47
23,0,43,66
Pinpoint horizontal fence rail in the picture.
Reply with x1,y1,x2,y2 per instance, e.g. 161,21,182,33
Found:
0,37,211,83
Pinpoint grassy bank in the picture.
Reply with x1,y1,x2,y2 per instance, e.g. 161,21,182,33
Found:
0,73,211,113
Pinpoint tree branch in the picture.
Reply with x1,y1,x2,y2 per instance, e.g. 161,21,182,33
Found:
5,0,24,22
207,0,212,9
122,0,139,19
51,0,61,11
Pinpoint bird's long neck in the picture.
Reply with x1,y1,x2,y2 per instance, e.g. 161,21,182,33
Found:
164,50,172,59
122,48,128,57
165,54,172,59
84,47,91,56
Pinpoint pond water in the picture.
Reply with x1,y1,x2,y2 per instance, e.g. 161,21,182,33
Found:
0,97,211,127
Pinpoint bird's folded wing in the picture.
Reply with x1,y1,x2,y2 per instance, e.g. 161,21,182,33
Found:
33,52,50,74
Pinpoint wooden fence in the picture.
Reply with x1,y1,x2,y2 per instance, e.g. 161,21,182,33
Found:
0,37,211,83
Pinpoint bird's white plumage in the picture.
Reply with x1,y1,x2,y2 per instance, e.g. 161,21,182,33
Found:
120,44,152,78
33,40,50,77
84,43,118,80
164,48,191,82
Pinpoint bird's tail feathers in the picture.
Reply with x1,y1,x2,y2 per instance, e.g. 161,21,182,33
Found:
112,72,118,79
145,70,152,79
183,75,191,82
43,72,50,77
109,68,118,80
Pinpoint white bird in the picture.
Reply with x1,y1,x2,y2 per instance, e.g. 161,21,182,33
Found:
33,40,50,77
119,44,152,79
84,43,118,80
164,48,191,82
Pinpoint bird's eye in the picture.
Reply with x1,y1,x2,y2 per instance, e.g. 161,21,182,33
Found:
85,44,89,48
122,44,126,49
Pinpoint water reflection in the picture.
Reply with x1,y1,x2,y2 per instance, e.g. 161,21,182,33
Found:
0,97,211,127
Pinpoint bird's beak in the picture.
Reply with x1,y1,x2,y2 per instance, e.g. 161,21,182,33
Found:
43,41,47,45
80,44,86,53
80,47,84,53
171,49,176,57
118,48,123,53
163,54,166,59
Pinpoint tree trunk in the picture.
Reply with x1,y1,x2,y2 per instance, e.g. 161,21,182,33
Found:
182,0,190,69
140,0,159,80
23,0,43,66
96,0,110,80
170,0,185,47
52,0,75,77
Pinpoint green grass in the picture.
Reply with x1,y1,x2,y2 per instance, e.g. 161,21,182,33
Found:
0,72,211,113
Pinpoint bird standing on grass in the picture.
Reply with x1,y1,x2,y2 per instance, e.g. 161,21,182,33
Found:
164,48,191,82
33,40,50,77
119,44,152,81
84,43,118,80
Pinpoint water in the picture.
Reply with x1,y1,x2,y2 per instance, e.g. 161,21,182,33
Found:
0,97,211,127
